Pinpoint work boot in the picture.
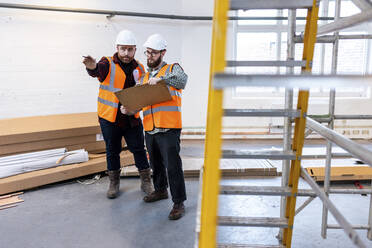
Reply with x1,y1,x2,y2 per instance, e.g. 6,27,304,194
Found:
107,169,120,199
168,202,185,220
143,189,168,203
139,168,154,195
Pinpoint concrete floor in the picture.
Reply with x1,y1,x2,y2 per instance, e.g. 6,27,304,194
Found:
1,140,372,248
0,177,199,248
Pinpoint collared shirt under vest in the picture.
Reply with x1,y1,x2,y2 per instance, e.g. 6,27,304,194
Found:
97,57,145,122
141,63,182,132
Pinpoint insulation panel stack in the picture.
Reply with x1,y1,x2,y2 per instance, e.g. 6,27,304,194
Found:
0,112,136,195
0,112,110,156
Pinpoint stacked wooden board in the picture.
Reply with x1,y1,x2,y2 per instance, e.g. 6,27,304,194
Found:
0,112,112,156
0,192,24,210
121,158,277,178
0,112,135,195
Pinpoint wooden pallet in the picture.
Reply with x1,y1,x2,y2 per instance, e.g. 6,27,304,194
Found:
305,166,372,181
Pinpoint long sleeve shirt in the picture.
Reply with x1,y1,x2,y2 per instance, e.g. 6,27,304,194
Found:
87,53,141,129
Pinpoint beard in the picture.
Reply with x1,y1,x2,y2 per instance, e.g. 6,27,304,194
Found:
118,54,134,64
147,56,162,69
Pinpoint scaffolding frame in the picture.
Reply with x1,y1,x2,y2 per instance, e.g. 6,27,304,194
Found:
280,0,372,244
198,0,372,247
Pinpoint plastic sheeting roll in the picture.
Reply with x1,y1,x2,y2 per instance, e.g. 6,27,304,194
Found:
0,148,67,164
0,149,89,178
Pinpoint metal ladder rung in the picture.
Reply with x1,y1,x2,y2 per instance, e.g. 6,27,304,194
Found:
222,149,296,160
220,185,291,196
226,60,306,67
301,153,350,159
218,216,288,228
224,109,300,117
327,224,370,230
230,0,314,10
218,244,285,248
297,189,317,197
220,186,317,197
213,73,372,89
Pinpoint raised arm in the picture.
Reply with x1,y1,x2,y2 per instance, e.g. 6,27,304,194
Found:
83,56,110,82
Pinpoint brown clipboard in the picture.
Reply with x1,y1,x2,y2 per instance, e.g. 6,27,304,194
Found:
114,81,172,111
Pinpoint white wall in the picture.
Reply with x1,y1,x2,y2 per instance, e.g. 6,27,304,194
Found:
1,0,372,137
0,0,213,129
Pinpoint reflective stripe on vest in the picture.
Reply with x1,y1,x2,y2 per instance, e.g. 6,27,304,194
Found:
169,88,181,97
98,59,123,92
143,109,151,117
143,106,181,117
165,64,172,74
99,84,121,92
97,97,119,108
137,63,145,76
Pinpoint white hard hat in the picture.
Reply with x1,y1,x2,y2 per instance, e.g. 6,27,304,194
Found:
115,30,137,46
143,34,167,50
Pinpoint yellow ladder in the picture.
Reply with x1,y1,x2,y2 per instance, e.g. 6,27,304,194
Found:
199,0,319,247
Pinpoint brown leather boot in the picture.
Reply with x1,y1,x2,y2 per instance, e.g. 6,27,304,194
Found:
139,168,154,195
107,169,120,199
143,190,168,203
168,202,185,220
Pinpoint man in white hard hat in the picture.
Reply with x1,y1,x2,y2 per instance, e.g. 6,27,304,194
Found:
121,33,188,220
83,30,153,199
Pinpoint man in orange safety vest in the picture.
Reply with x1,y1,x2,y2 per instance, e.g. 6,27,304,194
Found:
121,34,188,220
83,30,153,199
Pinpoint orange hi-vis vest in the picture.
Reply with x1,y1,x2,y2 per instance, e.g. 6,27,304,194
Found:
141,64,182,131
97,57,145,122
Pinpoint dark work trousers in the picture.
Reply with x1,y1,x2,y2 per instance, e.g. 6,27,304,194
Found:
99,118,150,172
145,129,186,204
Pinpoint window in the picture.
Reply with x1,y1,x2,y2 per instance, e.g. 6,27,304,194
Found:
233,0,371,99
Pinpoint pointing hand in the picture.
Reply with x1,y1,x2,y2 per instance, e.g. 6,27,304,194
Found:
82,55,97,70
